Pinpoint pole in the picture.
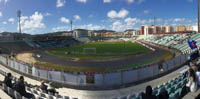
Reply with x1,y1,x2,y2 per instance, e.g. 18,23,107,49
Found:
198,0,200,33
17,10,21,33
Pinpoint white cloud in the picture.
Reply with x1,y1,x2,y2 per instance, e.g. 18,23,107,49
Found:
78,24,105,30
44,13,51,16
0,11,2,17
19,12,45,33
0,0,9,4
2,21,7,24
107,9,129,19
52,26,68,32
144,10,150,14
127,0,135,3
74,15,81,21
56,0,66,8
8,18,15,24
60,17,70,23
77,0,87,3
104,0,111,3
111,21,125,31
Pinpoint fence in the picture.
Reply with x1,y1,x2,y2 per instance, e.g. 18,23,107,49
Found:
0,54,189,87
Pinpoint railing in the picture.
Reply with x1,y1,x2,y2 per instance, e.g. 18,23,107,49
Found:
0,53,189,88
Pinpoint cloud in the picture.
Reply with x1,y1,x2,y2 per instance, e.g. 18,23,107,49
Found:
2,21,7,25
144,10,150,14
52,26,69,32
56,0,66,8
0,0,9,4
104,0,111,3
78,24,105,30
60,17,70,23
8,18,15,24
74,15,81,21
44,13,51,16
19,12,45,33
127,0,135,3
0,11,2,17
107,9,129,19
76,0,87,3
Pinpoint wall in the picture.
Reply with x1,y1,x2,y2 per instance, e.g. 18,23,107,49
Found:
0,54,188,87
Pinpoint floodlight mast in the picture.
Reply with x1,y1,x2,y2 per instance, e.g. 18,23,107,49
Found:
70,20,73,31
198,0,200,33
17,10,21,33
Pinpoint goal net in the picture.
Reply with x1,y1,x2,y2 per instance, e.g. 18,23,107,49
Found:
83,48,96,54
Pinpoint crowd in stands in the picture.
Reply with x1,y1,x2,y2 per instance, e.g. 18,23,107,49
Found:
1,72,63,99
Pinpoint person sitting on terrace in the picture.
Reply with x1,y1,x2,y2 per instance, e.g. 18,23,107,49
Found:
40,80,48,93
142,85,157,99
186,68,197,92
4,73,13,88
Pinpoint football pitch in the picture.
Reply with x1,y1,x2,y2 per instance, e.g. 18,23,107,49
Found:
46,41,152,59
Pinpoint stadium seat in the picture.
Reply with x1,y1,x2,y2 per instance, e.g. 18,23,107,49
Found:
22,96,28,99
127,94,135,99
63,96,70,99
36,96,44,99
55,93,62,98
39,93,47,98
119,96,127,99
32,89,39,95
7,87,14,98
48,95,54,99
26,87,32,93
14,91,22,99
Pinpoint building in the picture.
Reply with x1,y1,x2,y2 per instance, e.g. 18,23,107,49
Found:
186,26,193,31
73,29,89,38
192,25,198,32
166,26,174,33
161,26,166,33
124,29,140,37
176,25,186,32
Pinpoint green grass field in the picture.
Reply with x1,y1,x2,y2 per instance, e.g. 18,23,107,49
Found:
46,41,152,59
35,41,173,72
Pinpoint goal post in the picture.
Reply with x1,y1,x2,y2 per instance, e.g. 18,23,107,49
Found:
83,48,96,54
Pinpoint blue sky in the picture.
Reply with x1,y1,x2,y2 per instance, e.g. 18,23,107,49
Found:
0,0,198,34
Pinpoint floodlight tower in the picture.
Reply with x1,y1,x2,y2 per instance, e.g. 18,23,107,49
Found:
17,10,22,33
198,0,200,33
70,20,73,31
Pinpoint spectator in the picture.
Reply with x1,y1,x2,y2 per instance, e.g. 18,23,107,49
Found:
158,89,169,99
47,82,56,95
14,76,34,98
186,68,197,92
4,73,13,88
14,76,26,96
142,85,157,99
196,66,200,87
40,80,47,93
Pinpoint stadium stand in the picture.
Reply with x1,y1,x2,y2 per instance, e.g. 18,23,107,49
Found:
0,41,34,54
24,37,80,49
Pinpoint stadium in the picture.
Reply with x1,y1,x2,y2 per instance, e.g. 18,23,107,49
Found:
0,31,197,99
0,0,200,99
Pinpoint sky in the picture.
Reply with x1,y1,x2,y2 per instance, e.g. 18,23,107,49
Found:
0,0,198,34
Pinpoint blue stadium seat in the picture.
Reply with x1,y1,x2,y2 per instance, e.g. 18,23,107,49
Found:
127,94,135,99
120,96,127,99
